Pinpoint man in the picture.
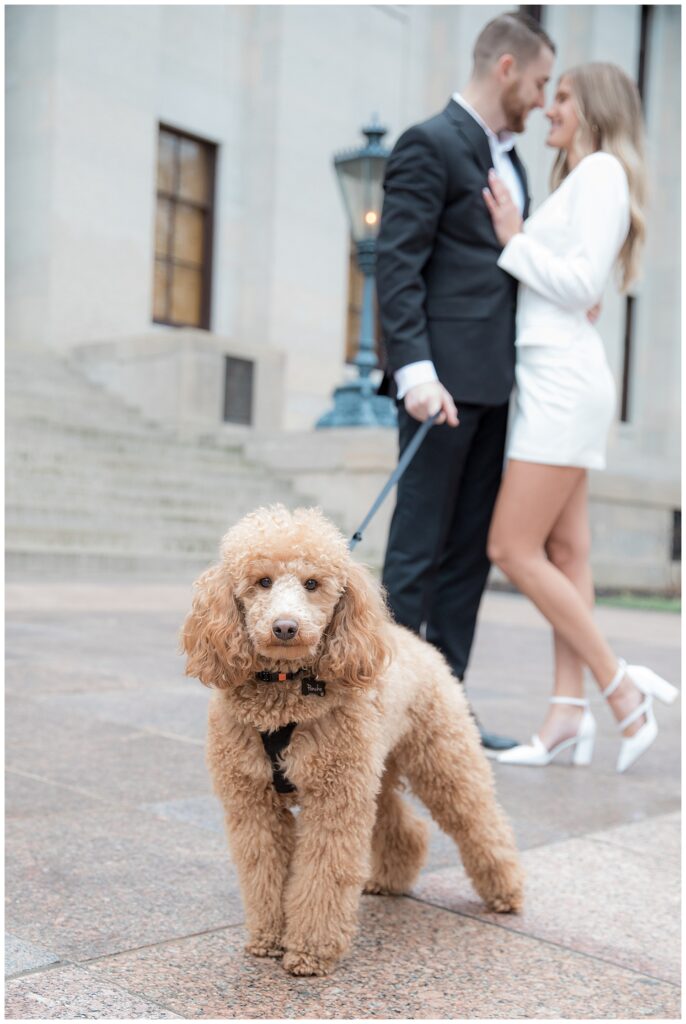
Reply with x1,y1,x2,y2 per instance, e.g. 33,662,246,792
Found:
376,11,556,752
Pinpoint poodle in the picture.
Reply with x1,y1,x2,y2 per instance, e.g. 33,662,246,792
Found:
181,505,523,976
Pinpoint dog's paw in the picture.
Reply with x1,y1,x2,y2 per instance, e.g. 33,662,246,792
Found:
363,880,404,896
282,950,334,976
363,880,387,895
246,934,284,958
485,888,524,914
479,859,524,914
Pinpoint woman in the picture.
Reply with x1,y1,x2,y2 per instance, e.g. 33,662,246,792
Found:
482,62,677,772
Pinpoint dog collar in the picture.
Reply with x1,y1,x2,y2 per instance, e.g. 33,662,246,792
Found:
254,668,326,697
255,668,302,683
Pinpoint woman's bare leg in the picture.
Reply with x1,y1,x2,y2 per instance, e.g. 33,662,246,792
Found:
488,460,644,738
536,473,594,747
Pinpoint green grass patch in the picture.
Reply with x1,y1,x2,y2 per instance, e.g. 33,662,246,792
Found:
596,593,681,614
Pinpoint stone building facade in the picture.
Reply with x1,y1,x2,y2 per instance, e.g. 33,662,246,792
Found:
6,5,681,590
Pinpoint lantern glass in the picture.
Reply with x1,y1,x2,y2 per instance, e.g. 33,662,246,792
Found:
335,153,386,242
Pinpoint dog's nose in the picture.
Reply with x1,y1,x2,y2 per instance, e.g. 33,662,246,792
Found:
272,619,299,641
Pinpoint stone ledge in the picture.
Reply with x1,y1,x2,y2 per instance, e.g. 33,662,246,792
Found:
73,330,286,434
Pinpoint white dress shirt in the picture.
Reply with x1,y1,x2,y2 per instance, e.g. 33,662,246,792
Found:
394,93,525,400
452,93,525,214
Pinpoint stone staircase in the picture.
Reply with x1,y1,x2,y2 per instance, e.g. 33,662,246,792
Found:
5,346,315,580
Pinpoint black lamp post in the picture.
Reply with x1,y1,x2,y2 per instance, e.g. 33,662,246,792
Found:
316,118,397,428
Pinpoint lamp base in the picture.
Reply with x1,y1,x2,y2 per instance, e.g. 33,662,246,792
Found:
316,382,397,428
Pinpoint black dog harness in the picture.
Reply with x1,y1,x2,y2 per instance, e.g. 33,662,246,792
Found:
255,669,326,793
259,723,298,793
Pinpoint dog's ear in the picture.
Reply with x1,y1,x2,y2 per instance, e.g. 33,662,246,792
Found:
180,563,252,688
315,559,391,689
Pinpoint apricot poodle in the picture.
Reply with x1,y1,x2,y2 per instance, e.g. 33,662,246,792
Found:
182,505,523,976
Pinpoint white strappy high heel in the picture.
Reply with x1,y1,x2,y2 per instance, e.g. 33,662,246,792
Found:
602,658,679,773
496,696,596,767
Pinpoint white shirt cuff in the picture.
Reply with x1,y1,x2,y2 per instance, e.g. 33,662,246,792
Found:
394,360,439,400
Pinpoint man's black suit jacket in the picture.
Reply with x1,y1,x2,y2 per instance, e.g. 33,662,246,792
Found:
376,98,530,406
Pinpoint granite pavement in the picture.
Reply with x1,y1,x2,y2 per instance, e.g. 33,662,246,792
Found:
5,581,681,1019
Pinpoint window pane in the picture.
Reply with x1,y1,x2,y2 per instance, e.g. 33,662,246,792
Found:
171,264,202,325
153,259,170,321
173,204,204,265
178,137,210,204
155,198,173,257
153,127,215,328
157,130,176,193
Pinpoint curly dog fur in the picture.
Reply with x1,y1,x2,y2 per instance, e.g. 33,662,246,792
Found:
182,505,524,976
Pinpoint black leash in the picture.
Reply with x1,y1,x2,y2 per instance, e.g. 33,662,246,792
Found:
257,410,439,794
349,411,440,551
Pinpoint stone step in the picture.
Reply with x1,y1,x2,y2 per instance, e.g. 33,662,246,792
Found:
3,500,270,535
7,410,172,441
6,385,153,411
6,441,265,475
8,436,246,465
7,524,231,554
7,415,218,449
4,365,119,395
7,383,171,409
5,345,315,576
4,471,294,503
4,466,287,504
5,484,303,522
5,544,213,581
8,418,243,454
5,375,157,422
8,454,252,487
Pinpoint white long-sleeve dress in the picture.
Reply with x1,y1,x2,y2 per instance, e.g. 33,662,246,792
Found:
497,151,631,469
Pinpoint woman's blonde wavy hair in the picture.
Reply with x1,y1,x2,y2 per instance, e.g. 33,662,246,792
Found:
551,62,647,292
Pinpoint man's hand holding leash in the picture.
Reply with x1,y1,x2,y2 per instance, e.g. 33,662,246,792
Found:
404,380,460,426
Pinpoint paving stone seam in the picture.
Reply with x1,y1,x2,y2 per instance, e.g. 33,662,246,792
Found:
135,727,204,747
5,922,248,983
7,690,205,748
21,900,680,995
5,959,185,1019
6,959,69,982
74,920,247,967
75,968,190,1019
405,894,682,989
5,766,118,806
583,833,682,861
6,766,215,821
498,809,681,851
423,817,671,857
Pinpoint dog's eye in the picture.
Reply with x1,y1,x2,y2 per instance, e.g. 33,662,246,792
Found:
258,577,272,588
304,579,318,591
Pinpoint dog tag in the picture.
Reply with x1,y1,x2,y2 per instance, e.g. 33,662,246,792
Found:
301,677,326,697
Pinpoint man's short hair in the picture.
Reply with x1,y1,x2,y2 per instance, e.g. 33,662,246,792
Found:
473,11,555,75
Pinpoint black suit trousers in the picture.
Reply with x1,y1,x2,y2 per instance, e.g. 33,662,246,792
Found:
382,401,509,681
